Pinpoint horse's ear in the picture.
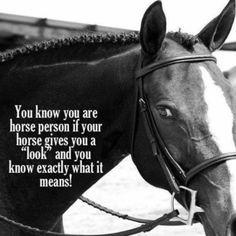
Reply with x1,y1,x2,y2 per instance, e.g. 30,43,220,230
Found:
197,0,235,52
140,1,166,55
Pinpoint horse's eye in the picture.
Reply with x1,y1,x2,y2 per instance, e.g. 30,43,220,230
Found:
158,107,173,118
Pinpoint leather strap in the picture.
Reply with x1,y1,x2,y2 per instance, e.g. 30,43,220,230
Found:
186,152,236,184
135,54,218,194
135,55,217,79
138,95,182,193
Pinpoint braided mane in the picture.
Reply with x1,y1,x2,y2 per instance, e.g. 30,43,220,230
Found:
0,32,139,64
167,30,199,50
0,31,199,64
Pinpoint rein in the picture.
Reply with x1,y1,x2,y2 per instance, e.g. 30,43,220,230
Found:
0,206,179,236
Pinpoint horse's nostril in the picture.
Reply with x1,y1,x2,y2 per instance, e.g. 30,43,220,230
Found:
228,215,236,236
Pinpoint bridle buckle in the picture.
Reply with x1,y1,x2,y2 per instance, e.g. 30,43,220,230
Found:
170,186,204,225
139,98,147,112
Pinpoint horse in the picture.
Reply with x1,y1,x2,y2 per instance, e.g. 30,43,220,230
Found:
0,0,236,235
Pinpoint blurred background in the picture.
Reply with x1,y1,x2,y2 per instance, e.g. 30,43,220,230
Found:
0,0,235,71
1,0,235,235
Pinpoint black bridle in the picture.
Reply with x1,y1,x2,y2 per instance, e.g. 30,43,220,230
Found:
135,53,236,196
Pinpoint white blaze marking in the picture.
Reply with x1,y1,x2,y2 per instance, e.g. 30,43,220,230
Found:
200,66,236,209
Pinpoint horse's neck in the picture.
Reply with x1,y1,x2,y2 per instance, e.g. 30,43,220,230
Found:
0,45,140,231
82,46,140,154
2,44,140,166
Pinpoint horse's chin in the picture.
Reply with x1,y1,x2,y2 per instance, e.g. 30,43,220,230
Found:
198,213,228,236
197,214,216,236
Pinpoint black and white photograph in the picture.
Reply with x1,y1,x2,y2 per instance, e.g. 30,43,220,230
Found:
0,0,236,235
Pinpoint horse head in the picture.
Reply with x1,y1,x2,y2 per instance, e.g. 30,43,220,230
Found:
132,0,236,235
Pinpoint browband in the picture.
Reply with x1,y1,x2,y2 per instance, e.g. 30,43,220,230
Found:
135,55,217,79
